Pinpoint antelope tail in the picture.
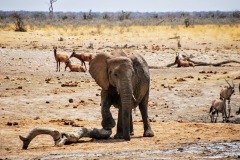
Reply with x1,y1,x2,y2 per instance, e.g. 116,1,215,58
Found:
209,105,213,114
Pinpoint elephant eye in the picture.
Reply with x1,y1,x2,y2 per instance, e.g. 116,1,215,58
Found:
114,73,118,77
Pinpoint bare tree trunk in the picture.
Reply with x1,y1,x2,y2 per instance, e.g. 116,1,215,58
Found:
49,0,57,18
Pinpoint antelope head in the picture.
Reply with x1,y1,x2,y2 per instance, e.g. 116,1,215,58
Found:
225,79,235,94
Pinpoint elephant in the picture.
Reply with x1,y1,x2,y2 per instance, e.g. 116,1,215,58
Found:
89,50,154,140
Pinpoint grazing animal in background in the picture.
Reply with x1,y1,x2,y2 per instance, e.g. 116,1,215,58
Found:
53,47,69,72
209,98,227,123
70,50,93,71
174,53,195,67
220,79,235,118
65,61,86,72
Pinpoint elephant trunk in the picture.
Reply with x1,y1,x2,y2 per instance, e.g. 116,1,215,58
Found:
120,78,132,141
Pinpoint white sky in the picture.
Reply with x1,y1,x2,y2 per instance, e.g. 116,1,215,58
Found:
0,0,240,12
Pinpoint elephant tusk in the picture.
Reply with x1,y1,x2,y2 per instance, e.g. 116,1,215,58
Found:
132,94,136,102
116,88,120,95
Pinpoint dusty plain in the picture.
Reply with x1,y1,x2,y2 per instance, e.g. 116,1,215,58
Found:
0,25,240,159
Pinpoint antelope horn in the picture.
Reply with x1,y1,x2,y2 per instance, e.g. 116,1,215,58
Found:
225,79,231,87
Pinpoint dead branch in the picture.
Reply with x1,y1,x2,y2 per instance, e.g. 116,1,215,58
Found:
49,0,57,18
149,65,165,69
164,58,240,68
165,62,176,67
186,59,240,66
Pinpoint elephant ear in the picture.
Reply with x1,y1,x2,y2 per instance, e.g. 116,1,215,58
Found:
89,53,111,90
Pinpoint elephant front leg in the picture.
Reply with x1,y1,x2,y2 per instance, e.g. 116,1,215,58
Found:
114,107,123,139
101,90,116,130
114,108,133,139
101,106,115,130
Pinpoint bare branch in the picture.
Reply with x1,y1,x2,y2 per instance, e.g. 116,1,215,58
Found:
49,0,58,18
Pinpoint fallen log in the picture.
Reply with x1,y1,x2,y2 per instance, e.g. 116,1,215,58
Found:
186,59,240,66
164,59,240,67
165,62,176,67
19,127,112,149
149,65,166,69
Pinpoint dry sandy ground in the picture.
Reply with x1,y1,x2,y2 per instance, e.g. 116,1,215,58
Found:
0,26,240,159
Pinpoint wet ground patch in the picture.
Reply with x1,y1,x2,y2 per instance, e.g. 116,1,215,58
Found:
40,141,240,159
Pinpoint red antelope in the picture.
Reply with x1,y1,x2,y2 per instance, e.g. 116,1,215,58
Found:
70,50,93,71
65,60,86,72
53,47,69,72
174,53,195,67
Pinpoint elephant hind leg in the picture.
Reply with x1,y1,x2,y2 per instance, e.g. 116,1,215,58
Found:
143,128,154,137
130,112,134,135
139,92,154,137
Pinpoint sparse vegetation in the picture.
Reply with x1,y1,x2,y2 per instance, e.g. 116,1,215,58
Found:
12,12,27,32
103,13,110,20
0,11,239,29
83,10,93,20
118,10,131,21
